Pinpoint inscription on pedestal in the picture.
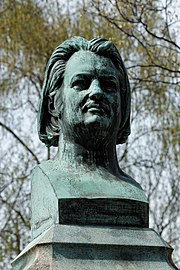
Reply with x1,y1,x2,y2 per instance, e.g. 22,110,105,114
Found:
58,198,149,228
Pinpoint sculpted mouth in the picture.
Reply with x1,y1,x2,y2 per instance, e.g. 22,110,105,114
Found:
82,103,109,116
87,107,103,115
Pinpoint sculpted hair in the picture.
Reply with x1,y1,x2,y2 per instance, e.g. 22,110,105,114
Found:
38,36,131,147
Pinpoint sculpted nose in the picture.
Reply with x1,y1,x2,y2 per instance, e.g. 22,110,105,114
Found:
89,80,104,100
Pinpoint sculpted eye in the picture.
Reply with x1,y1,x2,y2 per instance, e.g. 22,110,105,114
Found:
72,79,91,91
102,80,117,92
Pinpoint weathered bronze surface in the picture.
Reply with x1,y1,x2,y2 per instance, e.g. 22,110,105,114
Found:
31,36,148,239
12,37,177,269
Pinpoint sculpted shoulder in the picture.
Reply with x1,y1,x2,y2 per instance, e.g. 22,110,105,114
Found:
32,159,147,203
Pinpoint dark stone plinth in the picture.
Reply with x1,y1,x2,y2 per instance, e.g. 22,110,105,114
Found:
59,198,149,227
12,225,178,270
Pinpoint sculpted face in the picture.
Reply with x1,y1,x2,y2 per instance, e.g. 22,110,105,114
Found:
55,51,121,146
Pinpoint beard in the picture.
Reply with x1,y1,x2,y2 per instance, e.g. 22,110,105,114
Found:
60,108,120,151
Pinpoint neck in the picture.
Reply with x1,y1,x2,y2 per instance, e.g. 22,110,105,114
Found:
56,133,120,175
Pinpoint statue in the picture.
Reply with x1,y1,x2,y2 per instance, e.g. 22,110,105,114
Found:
30,36,148,238
12,36,177,270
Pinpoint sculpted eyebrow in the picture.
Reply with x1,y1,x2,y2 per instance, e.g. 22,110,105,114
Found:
70,74,118,87
100,75,117,81
70,73,92,84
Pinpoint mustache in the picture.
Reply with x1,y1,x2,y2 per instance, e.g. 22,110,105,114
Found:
81,100,110,115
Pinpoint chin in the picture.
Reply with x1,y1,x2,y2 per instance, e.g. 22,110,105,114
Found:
84,114,111,129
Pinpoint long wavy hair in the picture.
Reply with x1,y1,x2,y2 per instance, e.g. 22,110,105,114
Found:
38,36,131,147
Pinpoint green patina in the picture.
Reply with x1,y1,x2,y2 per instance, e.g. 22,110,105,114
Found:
13,36,177,270
32,36,148,239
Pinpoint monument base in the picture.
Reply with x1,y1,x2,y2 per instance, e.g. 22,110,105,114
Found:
12,225,177,270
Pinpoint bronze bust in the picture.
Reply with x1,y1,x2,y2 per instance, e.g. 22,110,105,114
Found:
31,37,147,239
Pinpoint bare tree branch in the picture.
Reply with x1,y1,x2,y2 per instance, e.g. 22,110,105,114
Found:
0,121,40,164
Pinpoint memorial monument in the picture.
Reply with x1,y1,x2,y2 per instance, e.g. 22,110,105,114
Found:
12,37,177,269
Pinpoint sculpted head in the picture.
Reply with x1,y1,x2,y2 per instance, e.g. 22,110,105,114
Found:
38,36,131,147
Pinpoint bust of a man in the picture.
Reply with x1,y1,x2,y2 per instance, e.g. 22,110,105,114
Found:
31,37,148,239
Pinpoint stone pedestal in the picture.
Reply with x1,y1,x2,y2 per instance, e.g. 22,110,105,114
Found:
12,225,177,269
12,164,178,269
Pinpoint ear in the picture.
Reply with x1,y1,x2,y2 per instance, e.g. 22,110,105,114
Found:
48,93,59,118
52,85,64,119
38,89,62,147
47,89,63,129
